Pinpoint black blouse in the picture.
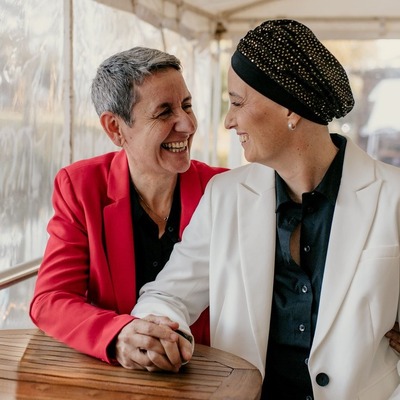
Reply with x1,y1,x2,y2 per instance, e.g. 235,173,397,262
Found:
130,178,181,299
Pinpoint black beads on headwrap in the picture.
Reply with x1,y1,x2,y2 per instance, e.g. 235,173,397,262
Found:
231,19,355,125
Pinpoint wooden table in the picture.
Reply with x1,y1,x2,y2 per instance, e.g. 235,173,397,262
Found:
0,329,262,399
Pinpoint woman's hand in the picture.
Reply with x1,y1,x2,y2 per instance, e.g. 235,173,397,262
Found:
115,315,192,371
385,322,400,352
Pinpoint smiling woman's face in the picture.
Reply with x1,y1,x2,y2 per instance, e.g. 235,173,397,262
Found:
224,67,291,168
120,68,197,177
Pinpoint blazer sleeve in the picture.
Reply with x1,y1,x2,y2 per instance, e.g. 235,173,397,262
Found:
180,161,227,345
29,168,133,363
132,175,216,336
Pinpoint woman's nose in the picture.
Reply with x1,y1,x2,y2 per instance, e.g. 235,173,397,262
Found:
224,109,233,129
175,110,197,133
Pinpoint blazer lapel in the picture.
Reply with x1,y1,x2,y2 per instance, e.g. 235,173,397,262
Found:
237,163,277,361
311,140,382,353
103,151,136,314
179,164,205,237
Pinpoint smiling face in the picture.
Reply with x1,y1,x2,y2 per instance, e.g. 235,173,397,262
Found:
224,67,292,168
119,68,197,177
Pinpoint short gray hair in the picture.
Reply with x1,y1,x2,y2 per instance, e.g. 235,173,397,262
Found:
91,47,182,126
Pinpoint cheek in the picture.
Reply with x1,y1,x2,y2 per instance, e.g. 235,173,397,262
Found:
244,110,268,134
252,107,270,121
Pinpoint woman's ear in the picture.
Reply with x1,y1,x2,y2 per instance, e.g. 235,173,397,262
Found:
100,112,124,147
286,109,301,129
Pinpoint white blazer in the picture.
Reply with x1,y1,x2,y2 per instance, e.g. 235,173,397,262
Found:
133,138,400,400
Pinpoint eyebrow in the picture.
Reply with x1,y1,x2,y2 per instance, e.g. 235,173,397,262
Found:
155,95,193,110
228,91,242,99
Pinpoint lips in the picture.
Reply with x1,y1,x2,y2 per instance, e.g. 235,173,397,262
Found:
161,139,188,152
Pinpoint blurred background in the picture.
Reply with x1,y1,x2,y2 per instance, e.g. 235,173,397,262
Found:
1,0,400,329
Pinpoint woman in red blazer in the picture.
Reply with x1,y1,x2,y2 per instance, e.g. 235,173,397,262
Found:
29,47,226,369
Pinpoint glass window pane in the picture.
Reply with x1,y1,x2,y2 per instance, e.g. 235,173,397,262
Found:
0,0,65,271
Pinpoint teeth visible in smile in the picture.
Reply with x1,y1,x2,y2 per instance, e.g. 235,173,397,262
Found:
239,134,249,143
161,140,188,153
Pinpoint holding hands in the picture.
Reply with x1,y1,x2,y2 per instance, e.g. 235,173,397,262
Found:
115,315,193,372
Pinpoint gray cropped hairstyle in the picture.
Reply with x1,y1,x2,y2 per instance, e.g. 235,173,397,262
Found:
91,47,182,126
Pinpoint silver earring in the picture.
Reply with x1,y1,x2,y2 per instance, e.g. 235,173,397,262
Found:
288,122,296,131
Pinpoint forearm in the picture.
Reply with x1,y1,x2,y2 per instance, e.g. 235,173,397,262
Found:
30,293,134,363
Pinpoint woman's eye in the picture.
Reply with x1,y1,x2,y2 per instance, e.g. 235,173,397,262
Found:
158,109,172,118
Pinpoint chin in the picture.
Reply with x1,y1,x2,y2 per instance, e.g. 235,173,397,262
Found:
170,159,191,174
178,162,191,173
243,151,254,163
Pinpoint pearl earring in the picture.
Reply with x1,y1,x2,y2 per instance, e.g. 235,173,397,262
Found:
288,122,296,131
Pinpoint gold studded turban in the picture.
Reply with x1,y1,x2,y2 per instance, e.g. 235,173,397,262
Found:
231,19,354,125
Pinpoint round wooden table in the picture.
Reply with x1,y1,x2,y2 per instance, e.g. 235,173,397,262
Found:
0,329,262,399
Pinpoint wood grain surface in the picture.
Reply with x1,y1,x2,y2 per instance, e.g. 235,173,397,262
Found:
0,329,261,399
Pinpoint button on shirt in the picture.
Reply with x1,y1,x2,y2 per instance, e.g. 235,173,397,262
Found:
131,179,181,299
263,134,346,400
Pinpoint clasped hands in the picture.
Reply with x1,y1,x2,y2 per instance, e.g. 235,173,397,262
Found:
115,315,193,372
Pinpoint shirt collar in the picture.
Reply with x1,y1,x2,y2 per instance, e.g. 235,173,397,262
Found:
276,133,347,210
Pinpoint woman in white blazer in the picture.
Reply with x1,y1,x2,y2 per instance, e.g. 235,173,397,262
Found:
130,20,400,399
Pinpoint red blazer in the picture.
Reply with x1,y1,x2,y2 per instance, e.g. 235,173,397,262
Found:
30,150,226,363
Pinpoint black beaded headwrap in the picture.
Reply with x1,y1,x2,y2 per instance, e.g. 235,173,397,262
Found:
231,19,355,125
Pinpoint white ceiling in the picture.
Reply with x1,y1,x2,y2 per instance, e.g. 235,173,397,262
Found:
97,0,400,41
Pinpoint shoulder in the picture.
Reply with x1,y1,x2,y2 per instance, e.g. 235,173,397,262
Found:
212,162,271,183
375,159,400,185
189,159,228,176
56,152,120,182
53,152,124,201
61,152,118,175
185,160,228,187
347,138,400,179
345,138,400,192
204,163,274,199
